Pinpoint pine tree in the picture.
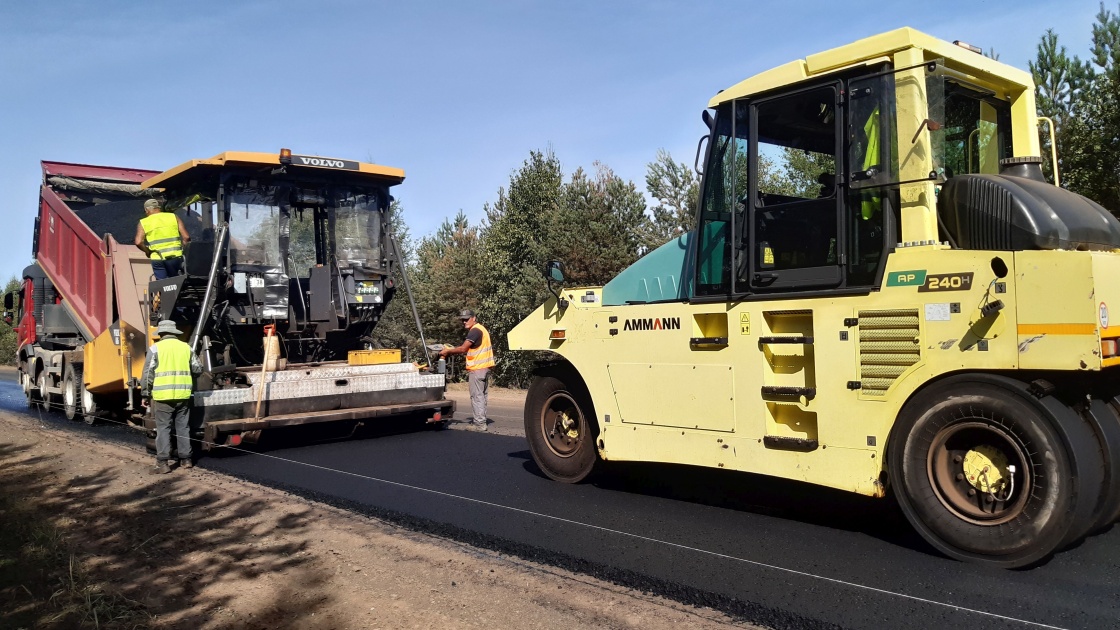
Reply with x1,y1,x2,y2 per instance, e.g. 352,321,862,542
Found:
640,149,699,251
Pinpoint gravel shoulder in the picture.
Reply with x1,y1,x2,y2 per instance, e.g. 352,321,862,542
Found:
0,409,751,629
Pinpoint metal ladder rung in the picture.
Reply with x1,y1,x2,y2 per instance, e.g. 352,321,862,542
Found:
758,336,814,345
761,386,816,398
763,436,819,451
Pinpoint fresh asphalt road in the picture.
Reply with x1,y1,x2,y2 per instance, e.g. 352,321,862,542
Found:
1,369,1117,630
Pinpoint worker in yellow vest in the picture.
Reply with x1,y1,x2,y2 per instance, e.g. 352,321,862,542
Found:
439,309,496,431
141,320,203,474
135,199,191,279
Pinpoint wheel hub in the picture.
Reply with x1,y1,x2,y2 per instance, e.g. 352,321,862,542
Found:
542,393,582,458
962,444,1010,494
927,421,1030,525
559,411,578,437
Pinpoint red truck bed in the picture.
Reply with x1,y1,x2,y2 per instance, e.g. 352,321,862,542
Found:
36,161,160,340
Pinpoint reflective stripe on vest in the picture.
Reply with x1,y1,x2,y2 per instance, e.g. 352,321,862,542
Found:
465,323,496,371
140,213,183,260
152,338,193,401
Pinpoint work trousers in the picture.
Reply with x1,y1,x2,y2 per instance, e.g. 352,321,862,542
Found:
467,368,490,427
153,399,192,462
151,256,184,280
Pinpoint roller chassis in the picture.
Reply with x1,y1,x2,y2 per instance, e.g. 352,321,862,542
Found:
508,28,1120,567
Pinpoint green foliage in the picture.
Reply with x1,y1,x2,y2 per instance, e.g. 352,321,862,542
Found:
1091,1,1120,84
0,276,20,365
1061,74,1120,211
366,200,428,359
1031,4,1120,211
412,211,486,370
640,149,699,251
465,150,651,386
1030,29,1091,127
553,163,646,286
777,148,835,198
480,151,567,386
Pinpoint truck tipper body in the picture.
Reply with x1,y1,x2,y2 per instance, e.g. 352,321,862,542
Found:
6,154,453,448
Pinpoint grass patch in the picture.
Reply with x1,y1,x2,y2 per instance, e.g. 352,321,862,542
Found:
0,493,152,629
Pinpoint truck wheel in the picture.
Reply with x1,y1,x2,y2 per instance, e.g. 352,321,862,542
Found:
80,376,101,425
524,374,599,483
37,371,56,413
889,378,1088,568
20,370,36,409
62,365,81,421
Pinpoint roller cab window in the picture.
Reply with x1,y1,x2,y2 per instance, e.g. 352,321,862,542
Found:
746,84,843,291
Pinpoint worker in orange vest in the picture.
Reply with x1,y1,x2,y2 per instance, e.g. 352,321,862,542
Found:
439,309,496,431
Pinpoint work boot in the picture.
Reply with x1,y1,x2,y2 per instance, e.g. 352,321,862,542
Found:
152,461,172,475
179,458,194,469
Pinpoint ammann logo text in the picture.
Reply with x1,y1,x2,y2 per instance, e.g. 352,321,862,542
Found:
623,317,681,331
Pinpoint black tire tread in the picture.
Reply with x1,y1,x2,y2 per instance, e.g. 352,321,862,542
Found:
889,375,1084,568
524,371,599,484
62,364,80,421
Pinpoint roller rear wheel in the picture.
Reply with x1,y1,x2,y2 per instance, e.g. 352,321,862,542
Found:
889,376,1096,568
1086,399,1120,531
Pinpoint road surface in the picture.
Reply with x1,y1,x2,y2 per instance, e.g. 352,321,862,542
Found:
1,369,1117,629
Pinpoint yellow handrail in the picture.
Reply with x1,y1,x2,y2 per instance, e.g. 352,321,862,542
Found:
1038,116,1060,188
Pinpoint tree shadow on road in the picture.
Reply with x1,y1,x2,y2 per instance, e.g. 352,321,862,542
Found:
0,440,338,629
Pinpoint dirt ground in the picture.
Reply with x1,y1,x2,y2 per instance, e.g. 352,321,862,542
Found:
0,410,753,629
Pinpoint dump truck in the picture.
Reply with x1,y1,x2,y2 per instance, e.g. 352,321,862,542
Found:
508,28,1120,568
5,152,452,448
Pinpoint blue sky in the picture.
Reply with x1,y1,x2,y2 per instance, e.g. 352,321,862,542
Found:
0,1,1105,281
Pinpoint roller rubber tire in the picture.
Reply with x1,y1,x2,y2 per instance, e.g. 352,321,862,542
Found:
524,374,599,484
1086,399,1120,531
889,376,1093,568
1050,396,1106,549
